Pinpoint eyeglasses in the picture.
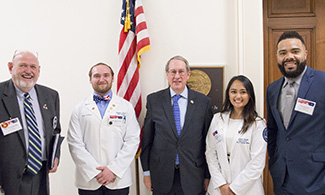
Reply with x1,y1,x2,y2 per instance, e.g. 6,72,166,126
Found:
168,69,187,76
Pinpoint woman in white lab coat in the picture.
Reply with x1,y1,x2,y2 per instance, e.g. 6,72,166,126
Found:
206,75,267,195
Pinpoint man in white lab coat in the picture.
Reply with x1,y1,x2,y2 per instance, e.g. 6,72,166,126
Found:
67,62,140,195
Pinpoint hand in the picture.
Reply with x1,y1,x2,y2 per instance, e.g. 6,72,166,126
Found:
49,158,59,173
229,187,236,195
219,184,231,195
204,178,210,191
95,166,116,185
143,175,152,191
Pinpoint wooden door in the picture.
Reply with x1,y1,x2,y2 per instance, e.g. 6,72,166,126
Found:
263,0,325,194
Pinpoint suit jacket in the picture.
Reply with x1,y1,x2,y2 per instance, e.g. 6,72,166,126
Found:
67,94,140,190
140,87,213,195
206,112,267,195
266,66,325,195
0,79,61,195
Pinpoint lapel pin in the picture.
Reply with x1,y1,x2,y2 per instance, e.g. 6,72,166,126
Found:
190,100,194,104
43,104,48,110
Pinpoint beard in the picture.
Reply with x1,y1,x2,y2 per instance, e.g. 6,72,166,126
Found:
278,59,306,78
92,83,112,95
12,73,37,91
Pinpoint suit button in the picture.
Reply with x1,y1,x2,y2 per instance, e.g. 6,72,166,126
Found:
286,137,290,141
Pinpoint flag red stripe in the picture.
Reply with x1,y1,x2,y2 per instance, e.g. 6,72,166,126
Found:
134,95,142,118
117,37,137,92
136,22,147,32
135,6,144,16
123,66,139,101
137,38,150,52
118,30,128,52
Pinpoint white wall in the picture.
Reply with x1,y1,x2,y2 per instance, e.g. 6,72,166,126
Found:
0,0,263,194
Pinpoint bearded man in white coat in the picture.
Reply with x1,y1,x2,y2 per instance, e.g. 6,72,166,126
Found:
67,62,140,195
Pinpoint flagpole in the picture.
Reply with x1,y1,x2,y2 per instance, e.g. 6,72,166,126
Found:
118,0,150,193
135,158,140,195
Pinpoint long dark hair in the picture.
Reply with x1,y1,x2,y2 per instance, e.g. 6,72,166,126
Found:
221,75,259,134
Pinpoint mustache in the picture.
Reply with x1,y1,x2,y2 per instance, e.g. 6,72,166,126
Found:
282,59,300,66
22,73,34,77
97,81,108,84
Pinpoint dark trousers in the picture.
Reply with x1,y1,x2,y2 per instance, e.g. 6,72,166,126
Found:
153,168,184,195
19,161,48,195
153,168,206,195
79,186,129,195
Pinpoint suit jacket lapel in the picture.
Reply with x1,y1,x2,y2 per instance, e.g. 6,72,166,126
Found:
181,88,196,137
289,66,314,128
3,80,26,148
271,77,286,130
35,85,54,149
161,88,179,138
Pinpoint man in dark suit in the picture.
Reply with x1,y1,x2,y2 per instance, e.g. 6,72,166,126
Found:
140,55,213,195
0,50,61,195
267,31,325,195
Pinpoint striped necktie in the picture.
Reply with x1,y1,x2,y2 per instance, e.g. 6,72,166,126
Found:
173,95,181,164
24,93,42,175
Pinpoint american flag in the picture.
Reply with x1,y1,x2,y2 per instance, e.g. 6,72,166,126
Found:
117,0,150,119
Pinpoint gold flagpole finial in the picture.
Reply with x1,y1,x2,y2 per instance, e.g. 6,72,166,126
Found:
124,0,131,32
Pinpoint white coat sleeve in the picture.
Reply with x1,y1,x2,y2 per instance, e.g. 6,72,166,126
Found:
230,119,267,194
107,103,140,179
205,114,227,190
67,106,101,182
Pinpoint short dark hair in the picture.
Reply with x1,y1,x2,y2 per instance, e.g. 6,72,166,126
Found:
88,62,114,78
277,31,305,48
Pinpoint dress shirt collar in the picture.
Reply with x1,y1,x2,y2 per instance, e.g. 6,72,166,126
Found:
14,85,37,101
93,90,113,100
170,86,188,99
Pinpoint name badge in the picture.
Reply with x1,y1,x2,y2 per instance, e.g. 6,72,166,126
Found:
294,98,316,116
0,118,22,136
237,138,250,144
108,115,126,126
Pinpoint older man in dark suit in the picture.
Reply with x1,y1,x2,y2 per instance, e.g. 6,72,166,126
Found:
0,50,61,195
140,55,213,195
267,31,325,195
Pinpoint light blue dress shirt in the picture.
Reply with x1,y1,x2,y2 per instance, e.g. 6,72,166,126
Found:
93,90,112,118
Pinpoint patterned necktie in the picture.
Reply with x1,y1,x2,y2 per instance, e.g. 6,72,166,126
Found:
93,95,110,103
24,93,42,175
173,95,181,164
283,81,296,129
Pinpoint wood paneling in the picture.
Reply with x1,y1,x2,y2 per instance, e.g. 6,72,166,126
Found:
268,0,315,17
263,0,325,194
